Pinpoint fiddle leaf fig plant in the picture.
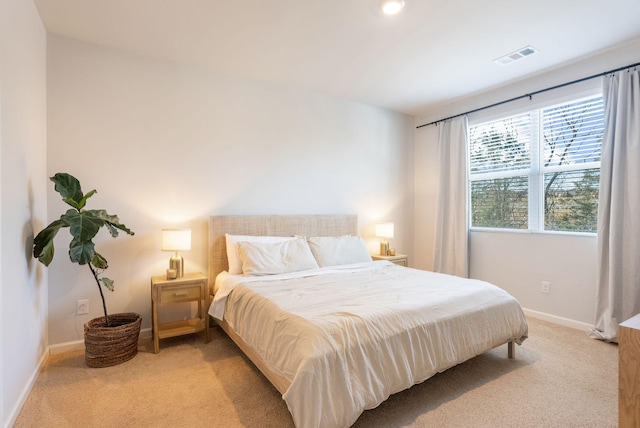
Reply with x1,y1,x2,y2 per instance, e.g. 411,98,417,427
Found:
33,173,134,327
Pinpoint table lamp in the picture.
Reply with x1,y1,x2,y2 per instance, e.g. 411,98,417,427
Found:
161,229,191,278
375,222,394,256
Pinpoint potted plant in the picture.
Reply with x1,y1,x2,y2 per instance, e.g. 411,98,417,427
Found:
33,173,139,367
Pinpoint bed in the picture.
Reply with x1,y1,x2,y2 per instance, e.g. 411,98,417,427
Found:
207,215,528,428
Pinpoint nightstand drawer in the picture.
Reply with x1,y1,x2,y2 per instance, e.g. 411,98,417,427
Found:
160,285,202,303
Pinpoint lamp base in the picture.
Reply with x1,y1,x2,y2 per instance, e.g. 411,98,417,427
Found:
379,240,389,256
169,254,184,278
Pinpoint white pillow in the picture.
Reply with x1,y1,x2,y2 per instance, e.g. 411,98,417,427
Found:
237,237,319,276
306,235,372,267
225,234,296,274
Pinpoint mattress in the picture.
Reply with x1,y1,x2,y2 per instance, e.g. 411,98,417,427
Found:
209,261,528,428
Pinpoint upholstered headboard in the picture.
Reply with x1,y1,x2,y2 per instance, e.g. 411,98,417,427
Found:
208,215,358,285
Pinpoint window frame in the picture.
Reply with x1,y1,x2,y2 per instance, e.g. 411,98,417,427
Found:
467,92,603,235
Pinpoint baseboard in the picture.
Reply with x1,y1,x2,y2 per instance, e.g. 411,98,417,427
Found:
49,339,84,354
4,348,48,428
522,308,593,332
139,327,152,339
49,327,153,355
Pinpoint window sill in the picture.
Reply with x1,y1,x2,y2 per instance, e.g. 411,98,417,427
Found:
469,227,597,238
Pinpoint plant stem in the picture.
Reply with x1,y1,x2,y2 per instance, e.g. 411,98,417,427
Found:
88,263,110,327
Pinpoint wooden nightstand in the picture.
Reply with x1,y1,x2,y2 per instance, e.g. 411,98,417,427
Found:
371,254,408,266
151,272,209,353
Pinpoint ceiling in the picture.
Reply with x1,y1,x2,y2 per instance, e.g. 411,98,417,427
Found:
34,0,640,116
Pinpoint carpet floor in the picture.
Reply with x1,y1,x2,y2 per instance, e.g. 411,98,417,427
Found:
14,317,617,427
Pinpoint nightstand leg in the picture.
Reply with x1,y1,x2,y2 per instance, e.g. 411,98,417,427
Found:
205,294,210,343
152,290,159,354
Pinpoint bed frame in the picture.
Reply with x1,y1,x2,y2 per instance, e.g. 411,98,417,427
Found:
208,215,358,394
207,214,515,396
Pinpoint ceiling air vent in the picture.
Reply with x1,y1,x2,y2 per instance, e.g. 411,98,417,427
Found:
494,46,539,66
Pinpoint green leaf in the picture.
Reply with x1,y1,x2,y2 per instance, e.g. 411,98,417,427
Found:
77,189,97,210
51,173,84,206
61,209,104,242
33,219,66,266
100,277,115,292
91,252,109,269
104,221,135,237
61,197,82,210
68,237,95,265
62,190,97,210
86,209,135,237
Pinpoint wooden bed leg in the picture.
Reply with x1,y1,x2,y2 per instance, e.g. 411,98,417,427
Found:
508,341,515,359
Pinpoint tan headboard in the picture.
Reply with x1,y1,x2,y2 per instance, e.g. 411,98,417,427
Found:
208,215,358,286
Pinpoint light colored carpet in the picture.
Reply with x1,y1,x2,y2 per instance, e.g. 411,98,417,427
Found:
14,317,617,427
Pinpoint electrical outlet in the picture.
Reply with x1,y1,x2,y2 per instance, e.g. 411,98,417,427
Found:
77,299,89,315
541,281,550,294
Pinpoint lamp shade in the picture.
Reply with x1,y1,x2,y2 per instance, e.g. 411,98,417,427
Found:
161,229,191,251
375,222,394,238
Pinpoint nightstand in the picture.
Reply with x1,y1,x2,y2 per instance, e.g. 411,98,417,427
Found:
372,254,408,266
151,272,209,353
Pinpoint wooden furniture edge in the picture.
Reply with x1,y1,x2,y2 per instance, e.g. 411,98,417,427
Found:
217,318,291,395
619,313,640,427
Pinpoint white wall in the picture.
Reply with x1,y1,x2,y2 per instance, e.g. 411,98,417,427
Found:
470,231,597,324
414,38,640,327
0,0,48,426
46,34,414,345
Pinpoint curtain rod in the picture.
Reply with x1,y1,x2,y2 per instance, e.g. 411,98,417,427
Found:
416,60,640,129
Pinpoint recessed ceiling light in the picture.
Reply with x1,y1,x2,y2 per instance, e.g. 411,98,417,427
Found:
380,0,405,15
494,46,540,65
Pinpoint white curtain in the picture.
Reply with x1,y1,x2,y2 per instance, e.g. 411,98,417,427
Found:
590,69,640,342
433,116,469,277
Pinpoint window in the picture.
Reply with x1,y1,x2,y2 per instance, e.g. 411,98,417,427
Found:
468,95,604,233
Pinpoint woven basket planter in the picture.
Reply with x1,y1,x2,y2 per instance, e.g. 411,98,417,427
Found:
84,312,142,368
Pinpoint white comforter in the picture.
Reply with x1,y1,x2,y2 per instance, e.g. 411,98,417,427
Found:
209,261,528,428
